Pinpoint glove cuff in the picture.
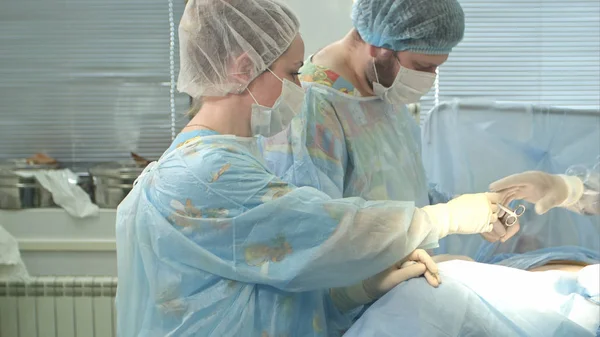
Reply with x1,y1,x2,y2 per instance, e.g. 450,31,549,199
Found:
557,175,585,207
346,281,375,305
329,282,372,313
422,204,451,239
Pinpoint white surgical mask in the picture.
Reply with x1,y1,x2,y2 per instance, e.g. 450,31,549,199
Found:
372,58,436,105
248,69,305,137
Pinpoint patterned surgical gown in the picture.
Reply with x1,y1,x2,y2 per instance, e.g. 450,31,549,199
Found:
115,128,442,336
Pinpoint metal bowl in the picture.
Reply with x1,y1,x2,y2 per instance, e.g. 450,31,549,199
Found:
0,159,59,209
89,161,146,208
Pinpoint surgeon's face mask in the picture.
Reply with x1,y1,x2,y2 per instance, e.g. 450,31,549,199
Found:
248,69,305,137
372,58,436,105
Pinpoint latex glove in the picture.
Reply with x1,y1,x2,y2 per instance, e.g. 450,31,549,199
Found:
473,193,520,243
490,171,584,214
480,215,521,243
480,195,523,243
330,249,440,312
422,193,500,239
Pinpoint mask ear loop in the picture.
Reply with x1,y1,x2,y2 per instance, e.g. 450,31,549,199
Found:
395,58,402,72
246,68,284,106
372,58,380,84
267,68,284,82
246,88,260,105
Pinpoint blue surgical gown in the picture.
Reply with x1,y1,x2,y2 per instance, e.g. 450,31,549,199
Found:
115,129,442,336
345,246,600,337
260,82,448,206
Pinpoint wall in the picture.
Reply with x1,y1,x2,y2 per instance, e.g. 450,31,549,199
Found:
283,0,354,56
1,210,117,276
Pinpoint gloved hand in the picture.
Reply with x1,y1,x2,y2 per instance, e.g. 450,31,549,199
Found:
480,215,520,243
422,193,500,239
330,249,440,312
490,171,585,214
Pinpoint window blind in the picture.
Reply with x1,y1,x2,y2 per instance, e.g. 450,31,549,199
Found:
421,0,600,123
0,0,189,163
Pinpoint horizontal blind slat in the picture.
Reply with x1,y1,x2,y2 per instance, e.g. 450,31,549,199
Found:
0,0,188,163
420,0,600,124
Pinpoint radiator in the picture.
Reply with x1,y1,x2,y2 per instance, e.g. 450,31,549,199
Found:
0,277,117,337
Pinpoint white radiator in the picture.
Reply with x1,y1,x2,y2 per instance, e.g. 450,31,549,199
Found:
0,277,117,337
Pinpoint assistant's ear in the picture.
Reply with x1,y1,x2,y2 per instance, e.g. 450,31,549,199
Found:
372,46,395,59
369,45,396,62
368,44,378,58
229,52,255,92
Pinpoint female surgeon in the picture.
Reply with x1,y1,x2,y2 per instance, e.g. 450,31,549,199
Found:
115,0,504,336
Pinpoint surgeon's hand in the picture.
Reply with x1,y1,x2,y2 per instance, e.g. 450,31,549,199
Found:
330,249,440,312
363,249,441,298
422,193,500,238
490,171,585,214
480,213,521,243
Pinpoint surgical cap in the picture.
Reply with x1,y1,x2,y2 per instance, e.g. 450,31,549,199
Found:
351,0,465,55
178,0,300,98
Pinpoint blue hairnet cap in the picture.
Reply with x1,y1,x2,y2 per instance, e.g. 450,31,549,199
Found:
351,0,465,55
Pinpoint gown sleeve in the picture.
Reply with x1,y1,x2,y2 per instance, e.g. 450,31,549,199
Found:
146,143,441,292
565,162,600,215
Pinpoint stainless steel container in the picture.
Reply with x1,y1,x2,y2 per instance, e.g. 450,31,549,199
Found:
0,159,59,209
90,161,145,208
68,166,95,203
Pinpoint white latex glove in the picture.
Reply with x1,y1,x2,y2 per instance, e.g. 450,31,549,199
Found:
422,193,500,239
330,249,440,312
490,171,584,215
480,215,521,243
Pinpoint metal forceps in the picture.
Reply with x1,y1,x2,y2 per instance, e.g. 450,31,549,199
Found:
497,204,526,227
